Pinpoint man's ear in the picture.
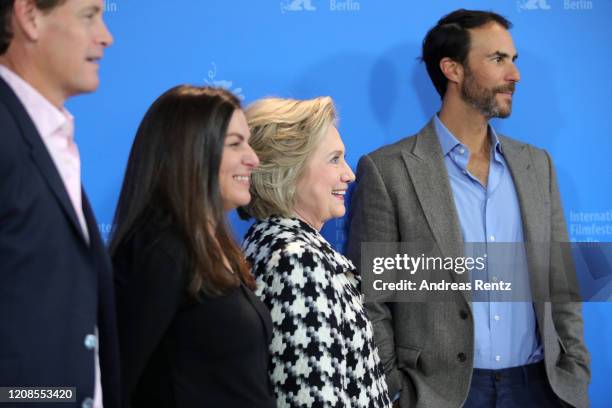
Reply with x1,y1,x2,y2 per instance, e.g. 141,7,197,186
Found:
12,0,44,42
439,57,464,86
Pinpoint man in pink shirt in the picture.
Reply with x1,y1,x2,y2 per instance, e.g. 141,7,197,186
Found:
0,1,117,407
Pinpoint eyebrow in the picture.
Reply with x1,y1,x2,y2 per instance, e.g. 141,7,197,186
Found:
328,149,345,157
488,51,518,62
226,132,246,140
82,5,101,14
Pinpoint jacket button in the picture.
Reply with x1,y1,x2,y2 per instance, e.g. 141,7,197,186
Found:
82,397,94,408
83,334,97,350
459,310,468,320
457,352,467,362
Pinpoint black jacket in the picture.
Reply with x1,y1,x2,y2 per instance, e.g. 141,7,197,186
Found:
113,224,276,408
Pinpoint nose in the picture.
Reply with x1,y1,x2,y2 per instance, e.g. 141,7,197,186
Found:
98,16,114,47
342,161,355,183
243,144,260,168
508,62,520,83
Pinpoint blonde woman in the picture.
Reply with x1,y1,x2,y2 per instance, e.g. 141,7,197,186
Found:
240,97,392,408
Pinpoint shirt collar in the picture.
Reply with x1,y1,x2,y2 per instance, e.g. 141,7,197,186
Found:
0,64,73,141
488,124,503,157
433,114,504,157
434,114,462,156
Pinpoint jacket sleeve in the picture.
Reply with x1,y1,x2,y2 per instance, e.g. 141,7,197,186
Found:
257,245,347,407
346,154,404,399
545,150,591,384
114,237,187,406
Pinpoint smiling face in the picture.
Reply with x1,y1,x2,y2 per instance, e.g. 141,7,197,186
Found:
293,124,355,230
32,0,113,105
219,109,260,211
460,22,520,118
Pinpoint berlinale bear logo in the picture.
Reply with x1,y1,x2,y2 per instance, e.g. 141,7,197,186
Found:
517,0,552,11
281,0,316,13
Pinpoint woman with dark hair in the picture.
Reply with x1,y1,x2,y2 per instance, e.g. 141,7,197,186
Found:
110,85,276,408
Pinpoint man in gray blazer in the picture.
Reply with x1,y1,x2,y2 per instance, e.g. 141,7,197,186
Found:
347,9,590,408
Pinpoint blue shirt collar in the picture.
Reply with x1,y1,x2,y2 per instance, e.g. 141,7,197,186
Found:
433,114,503,158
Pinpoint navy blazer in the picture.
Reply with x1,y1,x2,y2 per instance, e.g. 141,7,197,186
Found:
0,76,120,408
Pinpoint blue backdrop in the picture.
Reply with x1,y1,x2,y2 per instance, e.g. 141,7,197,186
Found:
68,0,611,404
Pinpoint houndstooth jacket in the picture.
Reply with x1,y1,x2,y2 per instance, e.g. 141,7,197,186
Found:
242,216,392,408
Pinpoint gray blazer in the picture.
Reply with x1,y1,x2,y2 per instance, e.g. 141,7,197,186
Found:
346,120,590,408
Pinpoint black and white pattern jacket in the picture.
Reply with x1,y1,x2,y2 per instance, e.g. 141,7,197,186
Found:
243,216,392,408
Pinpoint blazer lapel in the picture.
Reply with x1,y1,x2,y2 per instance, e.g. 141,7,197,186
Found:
500,138,549,316
240,283,273,342
401,120,470,300
31,146,89,244
0,77,89,245
500,138,548,244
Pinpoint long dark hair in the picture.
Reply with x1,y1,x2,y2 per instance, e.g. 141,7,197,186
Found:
109,85,255,295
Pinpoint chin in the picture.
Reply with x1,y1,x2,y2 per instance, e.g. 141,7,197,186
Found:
70,83,99,97
332,206,346,219
497,109,512,119
236,193,252,207
222,194,251,212
79,76,101,93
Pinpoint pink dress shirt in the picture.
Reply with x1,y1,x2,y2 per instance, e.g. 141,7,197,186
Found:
0,65,102,408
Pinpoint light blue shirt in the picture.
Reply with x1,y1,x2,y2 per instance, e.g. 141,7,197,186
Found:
434,115,543,369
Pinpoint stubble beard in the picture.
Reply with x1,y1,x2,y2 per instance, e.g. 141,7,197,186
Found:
461,68,515,119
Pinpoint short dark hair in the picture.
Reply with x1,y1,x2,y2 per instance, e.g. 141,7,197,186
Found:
109,86,256,296
421,9,512,98
0,0,66,55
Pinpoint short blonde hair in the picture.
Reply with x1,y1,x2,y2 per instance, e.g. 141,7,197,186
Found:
242,96,337,220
